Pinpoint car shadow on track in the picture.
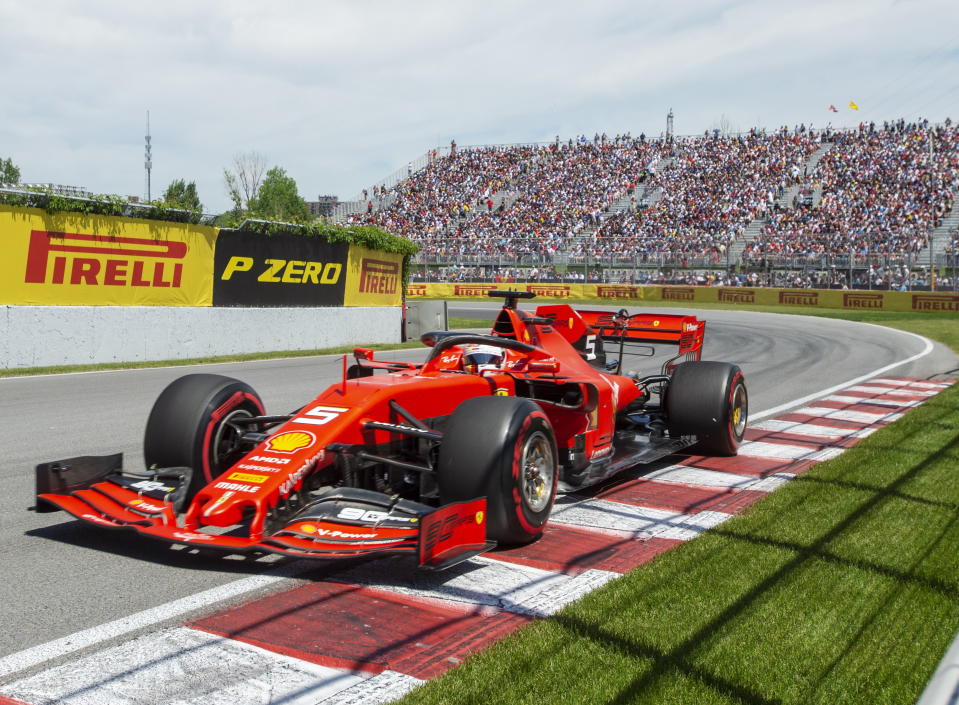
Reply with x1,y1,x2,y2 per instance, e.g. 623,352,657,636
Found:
23,520,360,580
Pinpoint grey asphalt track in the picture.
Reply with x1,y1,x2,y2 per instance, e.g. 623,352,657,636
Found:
0,304,955,671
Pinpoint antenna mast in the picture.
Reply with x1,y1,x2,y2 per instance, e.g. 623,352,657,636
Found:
144,111,152,202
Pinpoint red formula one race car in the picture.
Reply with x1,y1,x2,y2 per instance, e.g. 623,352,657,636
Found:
35,291,748,570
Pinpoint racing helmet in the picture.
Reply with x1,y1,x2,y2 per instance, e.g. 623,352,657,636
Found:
462,344,504,373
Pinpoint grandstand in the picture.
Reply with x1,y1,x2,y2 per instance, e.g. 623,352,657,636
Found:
341,120,959,291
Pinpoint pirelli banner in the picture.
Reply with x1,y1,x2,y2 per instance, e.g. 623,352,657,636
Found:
213,230,348,306
405,282,959,313
0,206,216,306
212,233,402,307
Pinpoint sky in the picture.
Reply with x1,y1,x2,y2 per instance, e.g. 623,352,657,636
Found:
1,0,957,214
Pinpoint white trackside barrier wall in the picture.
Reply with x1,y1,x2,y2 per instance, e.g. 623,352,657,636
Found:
1,306,402,369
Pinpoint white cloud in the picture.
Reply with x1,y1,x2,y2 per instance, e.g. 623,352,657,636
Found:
1,0,956,212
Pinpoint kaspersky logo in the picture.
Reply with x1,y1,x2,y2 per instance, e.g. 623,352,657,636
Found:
359,259,398,294
24,230,186,287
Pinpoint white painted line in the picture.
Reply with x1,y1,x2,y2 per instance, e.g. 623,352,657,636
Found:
749,419,861,439
738,441,844,462
749,473,798,492
871,378,949,389
0,561,312,678
318,670,424,705
550,499,731,541
2,627,366,705
845,384,936,397
751,331,935,420
793,406,904,425
824,394,920,408
642,464,793,492
334,555,616,619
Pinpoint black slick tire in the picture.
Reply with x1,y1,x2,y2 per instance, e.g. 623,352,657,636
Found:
143,374,265,500
666,361,748,456
438,396,558,545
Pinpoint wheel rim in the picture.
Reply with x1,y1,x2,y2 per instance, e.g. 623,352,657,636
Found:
211,408,253,474
520,430,555,513
730,383,748,439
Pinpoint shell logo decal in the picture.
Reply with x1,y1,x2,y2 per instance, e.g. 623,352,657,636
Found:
653,320,660,327
266,431,316,454
300,523,317,534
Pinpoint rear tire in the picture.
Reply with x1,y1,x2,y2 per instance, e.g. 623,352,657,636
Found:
143,374,265,501
666,361,747,456
438,397,558,545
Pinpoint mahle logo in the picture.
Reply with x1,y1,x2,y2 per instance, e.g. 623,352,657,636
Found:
24,230,186,287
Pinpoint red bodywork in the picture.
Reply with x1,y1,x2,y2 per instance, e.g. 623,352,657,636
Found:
37,301,704,568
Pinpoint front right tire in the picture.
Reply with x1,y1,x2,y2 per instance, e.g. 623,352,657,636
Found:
438,396,558,545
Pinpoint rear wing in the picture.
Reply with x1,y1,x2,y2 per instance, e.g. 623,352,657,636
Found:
575,310,705,356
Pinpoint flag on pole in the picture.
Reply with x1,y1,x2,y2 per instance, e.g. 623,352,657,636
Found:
848,101,859,110
829,105,838,113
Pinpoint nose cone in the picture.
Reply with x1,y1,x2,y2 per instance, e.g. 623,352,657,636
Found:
199,491,246,527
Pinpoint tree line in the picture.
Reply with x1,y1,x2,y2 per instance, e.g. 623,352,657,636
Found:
0,151,311,225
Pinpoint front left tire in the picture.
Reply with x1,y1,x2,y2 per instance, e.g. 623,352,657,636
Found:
143,374,265,501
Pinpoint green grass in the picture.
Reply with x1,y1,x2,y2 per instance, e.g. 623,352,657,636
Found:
399,380,959,705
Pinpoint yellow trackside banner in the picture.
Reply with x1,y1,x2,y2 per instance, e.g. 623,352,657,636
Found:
405,282,591,300
343,245,404,306
0,206,216,306
405,282,959,313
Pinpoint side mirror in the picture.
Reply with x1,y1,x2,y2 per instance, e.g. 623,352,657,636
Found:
527,359,561,373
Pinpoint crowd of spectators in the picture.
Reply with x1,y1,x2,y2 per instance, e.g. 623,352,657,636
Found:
349,134,655,261
742,120,959,264
345,120,958,285
579,127,818,263
411,264,953,290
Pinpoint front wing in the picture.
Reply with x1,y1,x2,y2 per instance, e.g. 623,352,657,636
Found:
36,460,492,570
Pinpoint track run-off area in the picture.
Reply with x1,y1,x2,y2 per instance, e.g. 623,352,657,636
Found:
0,306,956,704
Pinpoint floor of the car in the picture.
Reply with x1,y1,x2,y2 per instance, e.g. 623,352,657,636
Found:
559,431,694,493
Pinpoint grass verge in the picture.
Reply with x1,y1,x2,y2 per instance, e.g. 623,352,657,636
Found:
399,379,959,705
